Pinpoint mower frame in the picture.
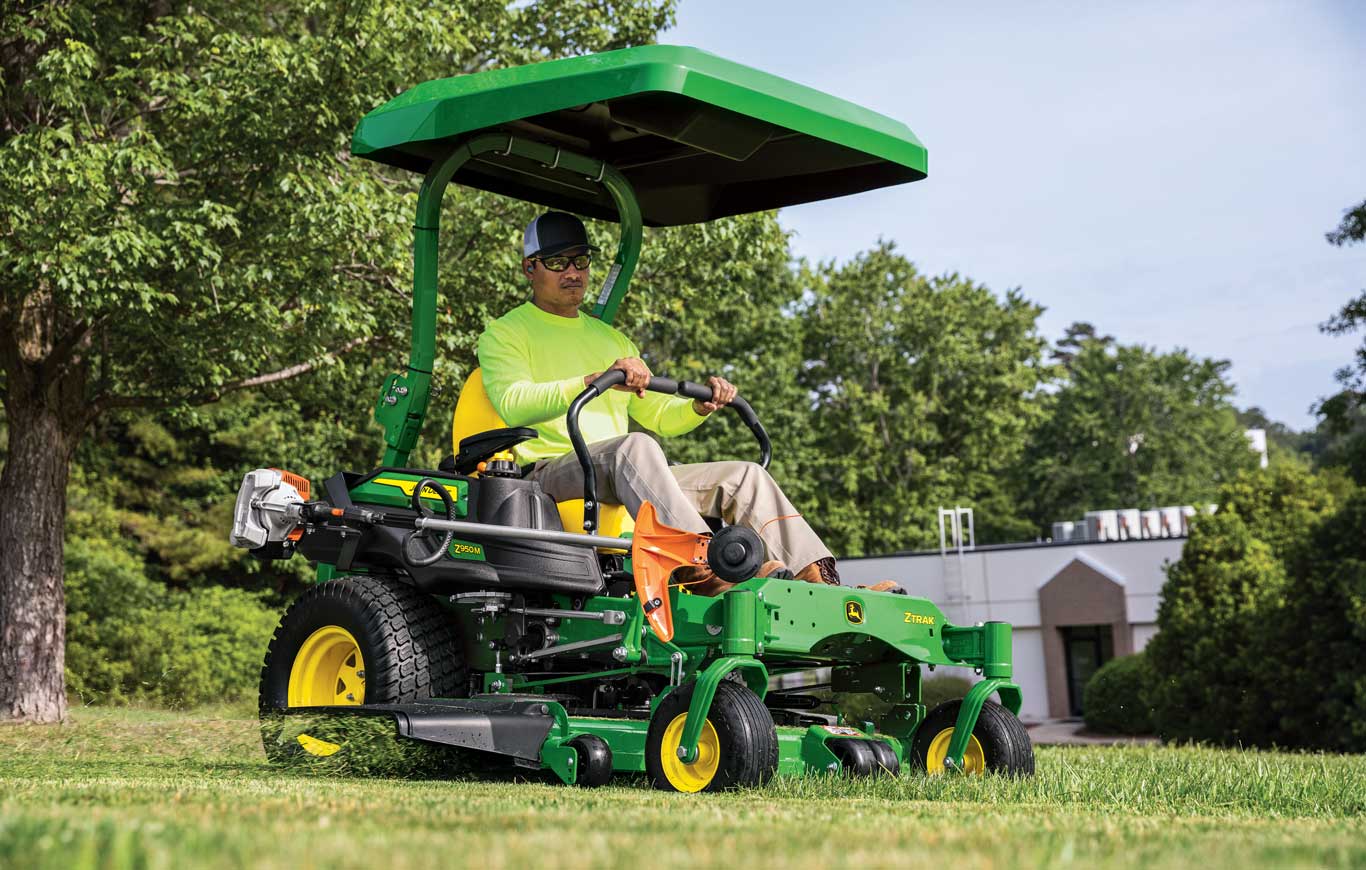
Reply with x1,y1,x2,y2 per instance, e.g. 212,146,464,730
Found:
247,45,1030,788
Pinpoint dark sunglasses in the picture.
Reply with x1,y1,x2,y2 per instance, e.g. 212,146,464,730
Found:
534,253,592,272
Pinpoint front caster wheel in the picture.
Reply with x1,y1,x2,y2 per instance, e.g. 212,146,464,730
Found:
911,700,1035,777
646,681,778,792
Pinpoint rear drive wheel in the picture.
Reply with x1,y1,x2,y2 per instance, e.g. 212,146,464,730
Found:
258,574,466,763
911,699,1034,777
646,681,778,792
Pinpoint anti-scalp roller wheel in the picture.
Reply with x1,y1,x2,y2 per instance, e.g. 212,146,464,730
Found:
708,525,764,583
568,734,614,787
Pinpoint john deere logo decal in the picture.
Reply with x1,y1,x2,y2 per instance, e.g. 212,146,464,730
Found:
844,600,864,625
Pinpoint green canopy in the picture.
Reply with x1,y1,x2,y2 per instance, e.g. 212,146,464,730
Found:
352,44,927,226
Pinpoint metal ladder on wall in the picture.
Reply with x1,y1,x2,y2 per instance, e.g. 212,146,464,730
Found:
938,506,974,623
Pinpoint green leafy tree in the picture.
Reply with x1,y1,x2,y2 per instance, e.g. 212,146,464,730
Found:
1146,505,1287,745
1236,406,1312,466
1021,341,1258,531
1145,464,1346,746
0,0,674,722
1314,198,1366,484
1051,320,1113,370
1275,490,1366,750
796,243,1047,554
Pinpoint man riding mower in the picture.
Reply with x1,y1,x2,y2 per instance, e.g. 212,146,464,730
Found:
482,207,882,595
230,45,1034,791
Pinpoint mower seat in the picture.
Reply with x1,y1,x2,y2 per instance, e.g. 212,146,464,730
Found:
452,368,634,538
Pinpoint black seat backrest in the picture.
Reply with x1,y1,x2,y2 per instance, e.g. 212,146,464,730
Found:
449,426,538,475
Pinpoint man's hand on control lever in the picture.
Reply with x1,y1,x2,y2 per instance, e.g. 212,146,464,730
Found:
692,375,736,416
585,357,651,397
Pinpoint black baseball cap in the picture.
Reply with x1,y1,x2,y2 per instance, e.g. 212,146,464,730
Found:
522,212,601,259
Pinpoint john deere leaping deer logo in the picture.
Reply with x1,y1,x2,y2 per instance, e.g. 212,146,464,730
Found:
844,600,864,625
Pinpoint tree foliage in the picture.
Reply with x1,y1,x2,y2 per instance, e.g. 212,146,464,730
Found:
0,0,675,721
1021,339,1257,531
1145,464,1359,748
1314,198,1366,484
1146,508,1288,745
795,244,1047,553
1271,490,1366,751
1,0,675,419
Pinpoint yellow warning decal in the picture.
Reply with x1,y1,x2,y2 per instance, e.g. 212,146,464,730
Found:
373,477,461,501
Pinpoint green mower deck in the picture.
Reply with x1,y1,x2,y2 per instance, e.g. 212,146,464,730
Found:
262,577,1025,787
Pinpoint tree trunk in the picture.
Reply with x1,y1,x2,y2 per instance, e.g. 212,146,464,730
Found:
0,397,76,722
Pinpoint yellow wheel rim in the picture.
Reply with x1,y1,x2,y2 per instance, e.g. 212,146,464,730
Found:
287,626,366,707
925,727,986,775
659,713,721,793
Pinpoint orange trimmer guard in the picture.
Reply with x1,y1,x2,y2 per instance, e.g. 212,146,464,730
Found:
629,502,710,643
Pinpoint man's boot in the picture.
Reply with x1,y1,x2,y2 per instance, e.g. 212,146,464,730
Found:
671,565,731,597
795,556,841,585
672,559,791,596
796,557,902,592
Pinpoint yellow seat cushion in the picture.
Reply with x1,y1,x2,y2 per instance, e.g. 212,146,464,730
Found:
453,368,633,538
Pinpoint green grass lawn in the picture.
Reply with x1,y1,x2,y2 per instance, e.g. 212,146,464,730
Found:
1,706,1363,869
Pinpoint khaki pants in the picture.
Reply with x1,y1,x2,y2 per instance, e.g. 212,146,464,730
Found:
526,433,831,572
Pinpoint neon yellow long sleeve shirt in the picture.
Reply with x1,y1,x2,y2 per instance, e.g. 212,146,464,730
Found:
477,302,706,465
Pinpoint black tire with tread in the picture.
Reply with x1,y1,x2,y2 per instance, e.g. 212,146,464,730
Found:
258,574,466,763
645,681,778,792
910,699,1035,777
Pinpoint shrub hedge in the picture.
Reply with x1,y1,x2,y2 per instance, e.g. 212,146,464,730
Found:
65,535,278,708
1145,464,1366,750
1082,652,1154,735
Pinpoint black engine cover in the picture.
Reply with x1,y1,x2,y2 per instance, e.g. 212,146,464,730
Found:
297,469,604,597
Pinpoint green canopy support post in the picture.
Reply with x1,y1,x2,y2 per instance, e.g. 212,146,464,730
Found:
375,134,642,465
589,166,642,327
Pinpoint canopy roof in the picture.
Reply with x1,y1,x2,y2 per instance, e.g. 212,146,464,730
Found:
352,45,927,226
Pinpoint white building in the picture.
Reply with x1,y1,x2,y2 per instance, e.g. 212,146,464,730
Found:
839,534,1186,721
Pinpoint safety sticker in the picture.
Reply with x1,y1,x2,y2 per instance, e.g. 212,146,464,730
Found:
822,726,863,736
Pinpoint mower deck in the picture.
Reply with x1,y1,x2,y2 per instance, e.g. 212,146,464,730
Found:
279,697,899,785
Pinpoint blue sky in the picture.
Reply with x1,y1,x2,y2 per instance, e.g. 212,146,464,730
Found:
667,1,1366,429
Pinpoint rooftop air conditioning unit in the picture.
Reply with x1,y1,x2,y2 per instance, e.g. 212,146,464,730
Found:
1159,506,1184,537
1116,508,1141,540
1180,505,1197,535
1139,509,1162,539
1084,510,1119,542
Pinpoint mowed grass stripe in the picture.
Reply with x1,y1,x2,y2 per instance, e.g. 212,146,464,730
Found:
1,707,1363,869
